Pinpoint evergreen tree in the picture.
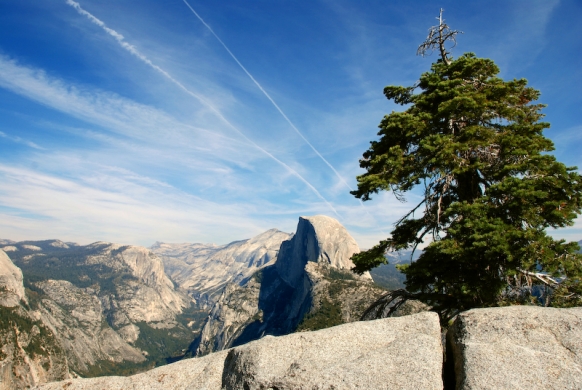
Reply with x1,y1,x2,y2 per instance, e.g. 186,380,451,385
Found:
351,11,582,321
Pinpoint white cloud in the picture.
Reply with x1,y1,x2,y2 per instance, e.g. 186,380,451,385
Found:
0,164,281,246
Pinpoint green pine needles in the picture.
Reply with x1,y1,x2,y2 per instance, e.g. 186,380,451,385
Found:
351,19,582,321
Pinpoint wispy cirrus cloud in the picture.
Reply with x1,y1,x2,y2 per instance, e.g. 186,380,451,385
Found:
181,0,356,196
0,163,301,245
0,130,44,150
0,55,219,147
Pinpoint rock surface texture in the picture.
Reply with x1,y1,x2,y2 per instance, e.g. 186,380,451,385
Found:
222,312,443,390
33,279,146,372
37,312,444,390
36,350,229,390
447,306,582,390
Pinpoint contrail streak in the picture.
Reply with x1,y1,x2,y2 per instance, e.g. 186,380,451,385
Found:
180,0,382,225
181,0,355,193
65,0,340,217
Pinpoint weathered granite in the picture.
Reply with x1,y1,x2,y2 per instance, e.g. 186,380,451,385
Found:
37,350,229,390
222,311,443,389
447,306,582,390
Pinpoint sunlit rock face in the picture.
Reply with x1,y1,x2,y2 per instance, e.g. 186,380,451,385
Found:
96,244,188,322
275,215,370,285
191,215,381,357
0,249,26,307
33,278,146,373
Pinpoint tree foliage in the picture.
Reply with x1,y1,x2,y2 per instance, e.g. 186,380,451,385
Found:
351,15,582,321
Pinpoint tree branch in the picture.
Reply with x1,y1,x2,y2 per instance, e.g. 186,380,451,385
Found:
417,9,463,65
517,268,560,287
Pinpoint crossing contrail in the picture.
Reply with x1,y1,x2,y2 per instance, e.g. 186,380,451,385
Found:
180,0,382,226
181,0,356,194
65,0,340,218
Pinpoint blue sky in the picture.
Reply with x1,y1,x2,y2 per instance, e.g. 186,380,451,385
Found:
0,0,581,248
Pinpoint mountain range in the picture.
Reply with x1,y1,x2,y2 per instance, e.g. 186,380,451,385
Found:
0,215,404,388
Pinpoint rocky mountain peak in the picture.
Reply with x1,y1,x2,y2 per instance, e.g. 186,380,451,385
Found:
190,215,379,357
117,246,173,289
48,240,70,249
275,215,368,286
246,228,289,244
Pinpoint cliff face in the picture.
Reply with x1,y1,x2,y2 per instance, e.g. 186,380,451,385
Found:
0,250,26,308
275,216,369,286
192,277,264,356
191,216,383,357
0,250,70,390
81,242,189,324
32,279,146,373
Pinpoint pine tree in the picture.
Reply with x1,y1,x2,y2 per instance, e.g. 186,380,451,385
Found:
351,10,582,321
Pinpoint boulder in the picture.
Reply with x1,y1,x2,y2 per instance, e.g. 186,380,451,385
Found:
37,350,229,390
446,306,582,390
222,311,443,389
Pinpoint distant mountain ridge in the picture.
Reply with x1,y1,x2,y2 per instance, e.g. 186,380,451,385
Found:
151,229,293,307
0,228,296,386
368,250,421,290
